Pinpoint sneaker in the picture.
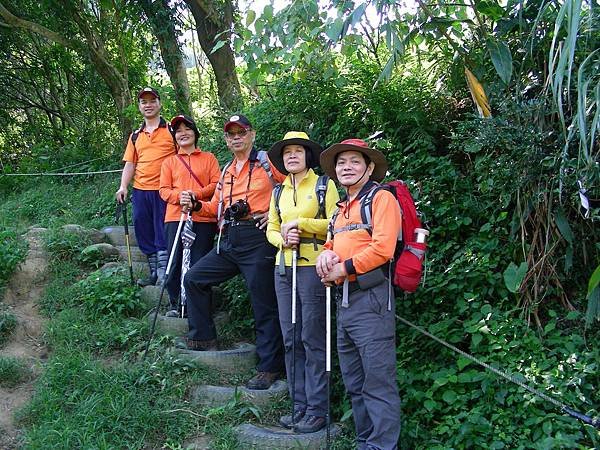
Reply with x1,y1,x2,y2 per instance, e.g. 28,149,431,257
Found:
294,415,326,433
245,371,280,390
185,339,218,351
165,308,179,318
279,409,305,429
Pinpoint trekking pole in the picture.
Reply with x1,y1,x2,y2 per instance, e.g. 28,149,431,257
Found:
325,236,332,448
180,211,196,319
115,201,134,285
142,211,186,359
291,246,298,428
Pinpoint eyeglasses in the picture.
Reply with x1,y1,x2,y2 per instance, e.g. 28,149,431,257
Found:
225,129,250,139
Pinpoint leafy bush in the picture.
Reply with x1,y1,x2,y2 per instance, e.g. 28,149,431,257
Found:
0,311,17,347
0,356,32,387
73,267,142,317
0,227,28,291
45,227,91,262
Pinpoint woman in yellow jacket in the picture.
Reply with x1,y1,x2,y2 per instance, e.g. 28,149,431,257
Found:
266,132,339,433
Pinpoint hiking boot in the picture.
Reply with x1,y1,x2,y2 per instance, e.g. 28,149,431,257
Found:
185,338,218,351
294,415,326,433
137,253,157,287
279,408,306,429
245,371,280,390
155,250,168,286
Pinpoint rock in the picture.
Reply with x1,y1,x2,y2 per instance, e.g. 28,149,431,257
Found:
184,435,211,450
81,243,120,265
148,315,188,337
115,245,146,263
233,423,342,449
102,226,138,247
191,380,288,408
61,224,105,244
176,342,257,374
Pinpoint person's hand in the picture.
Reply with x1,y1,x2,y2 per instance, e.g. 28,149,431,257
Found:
283,228,300,248
281,220,299,240
316,250,340,278
115,186,127,203
321,262,346,284
179,190,194,210
253,212,269,230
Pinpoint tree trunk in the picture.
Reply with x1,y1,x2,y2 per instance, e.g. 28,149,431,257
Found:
0,1,133,145
185,0,242,111
138,0,192,115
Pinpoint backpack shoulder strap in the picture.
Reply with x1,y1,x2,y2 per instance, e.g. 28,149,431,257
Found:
257,150,276,187
216,159,234,223
272,183,284,220
359,185,386,233
315,174,329,219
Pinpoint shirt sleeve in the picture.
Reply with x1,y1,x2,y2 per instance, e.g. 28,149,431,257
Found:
269,159,287,183
297,179,340,235
122,134,135,163
344,190,402,275
266,191,284,249
158,158,181,205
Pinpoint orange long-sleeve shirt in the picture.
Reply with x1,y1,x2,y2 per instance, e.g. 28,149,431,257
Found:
324,183,402,283
159,149,220,223
122,118,176,190
198,148,286,220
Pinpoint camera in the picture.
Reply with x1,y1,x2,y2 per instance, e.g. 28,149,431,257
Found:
227,199,250,221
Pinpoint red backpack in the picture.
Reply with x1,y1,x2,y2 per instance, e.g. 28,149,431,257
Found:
357,180,427,293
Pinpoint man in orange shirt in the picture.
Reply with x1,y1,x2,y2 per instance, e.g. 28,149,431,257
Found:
317,139,402,450
159,115,220,316
116,87,175,287
180,114,285,390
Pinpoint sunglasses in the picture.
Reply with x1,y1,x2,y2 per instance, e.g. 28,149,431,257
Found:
225,129,251,139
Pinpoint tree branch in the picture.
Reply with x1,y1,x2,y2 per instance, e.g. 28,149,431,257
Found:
0,2,75,48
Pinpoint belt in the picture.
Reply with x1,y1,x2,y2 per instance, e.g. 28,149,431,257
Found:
336,281,360,296
223,218,258,229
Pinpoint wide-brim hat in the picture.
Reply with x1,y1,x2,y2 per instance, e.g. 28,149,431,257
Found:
320,138,388,183
268,131,323,174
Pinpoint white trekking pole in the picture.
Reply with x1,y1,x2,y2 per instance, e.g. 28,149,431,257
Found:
325,259,332,448
143,211,186,359
291,246,298,427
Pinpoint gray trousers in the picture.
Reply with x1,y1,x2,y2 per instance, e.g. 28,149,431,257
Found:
337,281,401,450
274,266,327,417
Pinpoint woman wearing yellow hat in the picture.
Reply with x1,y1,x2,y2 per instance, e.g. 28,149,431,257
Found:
266,132,339,433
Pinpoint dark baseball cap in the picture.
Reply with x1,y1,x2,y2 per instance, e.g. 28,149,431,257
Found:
224,114,252,131
170,115,200,145
137,87,160,100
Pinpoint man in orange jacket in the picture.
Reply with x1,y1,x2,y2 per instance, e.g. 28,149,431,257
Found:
116,87,175,286
317,139,402,450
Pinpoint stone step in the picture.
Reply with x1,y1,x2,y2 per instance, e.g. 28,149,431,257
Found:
61,224,106,244
233,423,342,449
190,380,288,408
176,342,257,374
146,310,230,337
116,245,147,263
102,225,138,247
183,435,211,450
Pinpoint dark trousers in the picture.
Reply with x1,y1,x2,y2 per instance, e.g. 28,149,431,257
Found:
183,223,284,373
337,281,401,450
275,266,327,417
131,188,167,255
164,220,216,302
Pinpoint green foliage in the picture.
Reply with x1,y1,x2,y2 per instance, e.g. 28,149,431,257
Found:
0,227,27,292
18,351,196,449
0,310,17,347
73,267,143,317
45,228,91,262
0,356,32,387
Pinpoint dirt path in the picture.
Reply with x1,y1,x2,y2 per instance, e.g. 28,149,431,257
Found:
0,227,49,449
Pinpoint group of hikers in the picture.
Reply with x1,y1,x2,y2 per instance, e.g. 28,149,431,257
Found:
116,87,402,449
